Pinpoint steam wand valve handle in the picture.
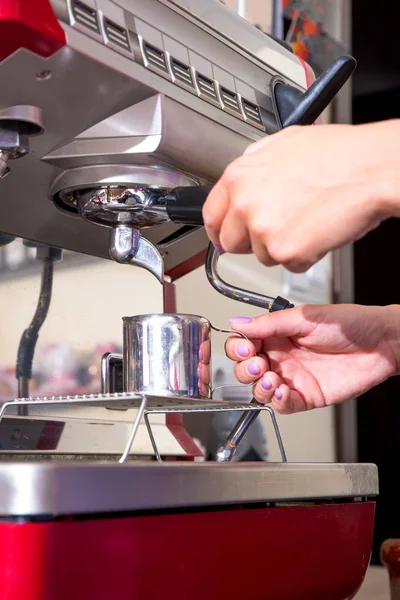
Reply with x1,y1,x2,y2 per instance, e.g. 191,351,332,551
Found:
272,54,357,128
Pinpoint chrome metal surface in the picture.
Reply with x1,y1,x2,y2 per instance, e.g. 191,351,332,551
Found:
123,314,248,399
0,105,44,135
119,395,148,463
0,151,8,178
17,378,29,402
123,314,212,398
206,244,275,309
0,461,378,516
109,226,165,282
52,165,198,280
0,106,43,176
215,402,287,463
52,165,198,219
0,388,284,461
77,186,170,228
154,0,305,84
0,391,283,413
145,403,286,464
101,352,123,394
0,127,29,160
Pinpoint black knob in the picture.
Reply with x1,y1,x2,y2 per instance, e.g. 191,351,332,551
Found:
273,55,357,128
165,185,213,226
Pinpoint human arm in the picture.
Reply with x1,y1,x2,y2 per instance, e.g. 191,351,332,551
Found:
203,120,400,272
224,303,400,414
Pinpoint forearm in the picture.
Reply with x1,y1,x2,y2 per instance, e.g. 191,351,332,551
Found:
364,119,400,219
383,304,400,374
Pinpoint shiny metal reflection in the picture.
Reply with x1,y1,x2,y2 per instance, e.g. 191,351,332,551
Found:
109,226,165,282
77,185,171,228
123,314,212,399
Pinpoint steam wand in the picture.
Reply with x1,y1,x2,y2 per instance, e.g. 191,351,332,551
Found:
205,244,291,462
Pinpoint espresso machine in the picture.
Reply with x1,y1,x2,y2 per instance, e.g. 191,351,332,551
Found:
0,1,378,599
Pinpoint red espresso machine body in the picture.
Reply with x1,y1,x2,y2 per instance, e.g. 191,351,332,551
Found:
0,462,377,600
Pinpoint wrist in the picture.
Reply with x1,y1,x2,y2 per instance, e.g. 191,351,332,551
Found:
383,304,400,375
367,120,400,218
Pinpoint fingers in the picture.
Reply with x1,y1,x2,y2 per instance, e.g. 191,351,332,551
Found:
233,354,270,384
225,332,309,415
202,178,229,247
252,377,307,414
197,363,210,386
219,209,252,253
225,336,262,360
199,339,211,365
229,307,314,340
248,228,279,268
251,370,283,402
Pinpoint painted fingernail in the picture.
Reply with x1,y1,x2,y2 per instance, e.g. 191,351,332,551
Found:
237,344,250,358
197,365,202,379
213,244,224,253
199,347,204,361
261,376,272,391
248,362,260,376
274,388,283,400
230,317,253,323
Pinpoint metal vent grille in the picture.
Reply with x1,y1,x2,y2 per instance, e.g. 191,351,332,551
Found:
242,98,263,127
220,87,241,115
103,18,131,53
142,41,168,73
170,58,195,89
71,0,100,34
196,73,219,103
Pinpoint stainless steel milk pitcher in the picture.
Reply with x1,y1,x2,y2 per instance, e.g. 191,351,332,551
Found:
123,313,240,399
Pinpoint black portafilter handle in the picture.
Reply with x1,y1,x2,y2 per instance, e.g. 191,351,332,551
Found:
165,185,213,226
165,54,357,226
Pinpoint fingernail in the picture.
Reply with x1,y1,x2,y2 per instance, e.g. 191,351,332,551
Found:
199,347,204,361
248,362,260,376
197,366,202,379
274,388,283,400
261,376,272,391
230,317,253,323
237,344,250,358
213,244,224,253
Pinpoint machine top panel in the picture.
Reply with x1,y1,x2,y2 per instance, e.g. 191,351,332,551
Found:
0,462,378,516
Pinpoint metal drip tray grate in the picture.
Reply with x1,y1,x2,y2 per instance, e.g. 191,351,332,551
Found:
0,393,285,464
1,392,267,411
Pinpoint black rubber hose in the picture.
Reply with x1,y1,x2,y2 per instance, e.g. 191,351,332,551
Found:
16,257,54,390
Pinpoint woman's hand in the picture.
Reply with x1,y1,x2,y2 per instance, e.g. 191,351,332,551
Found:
203,120,400,272
225,304,400,414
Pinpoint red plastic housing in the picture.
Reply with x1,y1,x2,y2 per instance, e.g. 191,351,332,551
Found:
0,501,375,600
0,0,65,62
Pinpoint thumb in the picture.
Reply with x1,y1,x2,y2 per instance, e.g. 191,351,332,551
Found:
229,306,313,339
